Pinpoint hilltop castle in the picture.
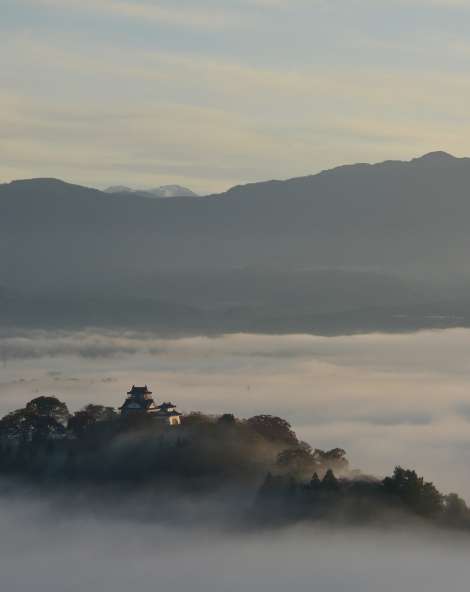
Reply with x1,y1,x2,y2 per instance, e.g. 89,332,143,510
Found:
119,385,182,426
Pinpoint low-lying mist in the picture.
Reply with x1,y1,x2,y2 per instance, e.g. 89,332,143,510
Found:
1,484,468,592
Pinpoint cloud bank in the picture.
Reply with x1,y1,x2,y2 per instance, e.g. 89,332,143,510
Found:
0,487,469,592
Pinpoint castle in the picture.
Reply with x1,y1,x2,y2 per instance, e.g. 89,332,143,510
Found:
119,385,182,426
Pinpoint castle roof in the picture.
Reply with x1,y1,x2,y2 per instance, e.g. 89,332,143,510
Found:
155,402,181,417
120,387,181,420
120,398,156,411
127,385,152,396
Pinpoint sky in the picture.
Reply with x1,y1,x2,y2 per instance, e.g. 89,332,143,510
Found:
3,327,470,499
2,0,470,193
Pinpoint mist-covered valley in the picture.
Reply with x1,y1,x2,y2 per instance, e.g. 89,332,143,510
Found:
1,485,469,592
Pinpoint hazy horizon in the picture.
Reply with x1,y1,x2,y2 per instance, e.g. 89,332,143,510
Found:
1,149,462,195
4,1,470,193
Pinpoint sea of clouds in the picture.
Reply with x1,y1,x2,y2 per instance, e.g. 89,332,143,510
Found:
2,327,470,590
1,485,469,592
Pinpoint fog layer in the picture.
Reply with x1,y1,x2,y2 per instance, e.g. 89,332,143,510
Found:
0,487,468,592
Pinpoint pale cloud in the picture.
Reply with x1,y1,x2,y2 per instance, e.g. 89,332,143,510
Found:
2,30,470,191
395,0,470,5
3,0,470,189
0,502,469,592
23,0,239,29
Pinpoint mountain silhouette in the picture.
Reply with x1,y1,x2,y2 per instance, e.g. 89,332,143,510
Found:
2,153,470,332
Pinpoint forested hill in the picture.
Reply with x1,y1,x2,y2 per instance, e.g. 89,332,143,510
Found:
1,395,470,531
3,153,470,332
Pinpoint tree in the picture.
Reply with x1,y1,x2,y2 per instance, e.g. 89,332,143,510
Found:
259,472,274,494
25,396,70,426
0,404,66,453
182,412,214,426
277,446,315,476
310,472,321,490
322,469,340,491
444,493,469,526
313,448,349,474
68,411,95,436
246,415,298,445
218,413,236,425
68,405,117,437
298,441,313,454
82,404,117,423
383,466,443,517
0,409,36,442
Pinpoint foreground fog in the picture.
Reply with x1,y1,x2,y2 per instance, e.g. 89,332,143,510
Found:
2,328,470,496
1,487,468,592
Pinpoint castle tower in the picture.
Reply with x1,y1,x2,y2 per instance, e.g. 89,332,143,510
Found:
154,402,182,426
119,385,157,416
119,386,182,426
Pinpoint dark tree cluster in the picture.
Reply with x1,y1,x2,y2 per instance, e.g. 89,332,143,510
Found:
256,465,470,529
276,445,349,479
0,399,324,490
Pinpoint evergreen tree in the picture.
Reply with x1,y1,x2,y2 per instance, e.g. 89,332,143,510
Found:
322,469,340,491
310,472,321,490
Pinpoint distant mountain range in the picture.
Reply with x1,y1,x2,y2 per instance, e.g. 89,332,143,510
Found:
104,184,197,198
3,151,470,333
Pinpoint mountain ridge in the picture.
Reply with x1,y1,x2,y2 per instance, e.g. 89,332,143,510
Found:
2,151,470,332
3,151,467,200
